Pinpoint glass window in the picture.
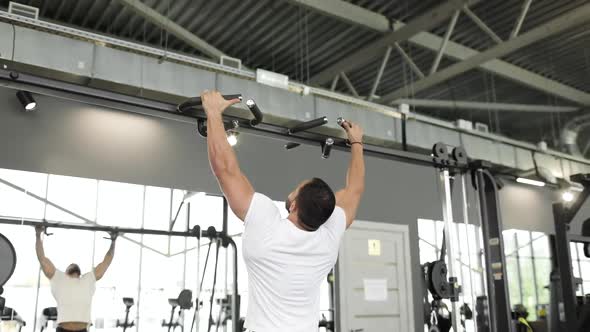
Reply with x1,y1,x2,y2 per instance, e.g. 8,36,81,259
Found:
45,174,97,223
0,168,47,220
535,258,551,305
531,233,550,258
502,229,554,321
96,180,144,228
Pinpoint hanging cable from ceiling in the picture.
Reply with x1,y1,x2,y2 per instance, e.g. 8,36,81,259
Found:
402,0,417,114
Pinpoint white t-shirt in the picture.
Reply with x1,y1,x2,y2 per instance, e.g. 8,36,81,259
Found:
50,270,96,324
242,193,347,332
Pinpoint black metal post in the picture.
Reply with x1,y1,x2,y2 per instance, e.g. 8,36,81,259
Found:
401,113,407,151
553,203,579,331
220,199,240,332
222,197,228,236
227,237,240,332
122,307,131,332
474,168,512,332
550,174,590,331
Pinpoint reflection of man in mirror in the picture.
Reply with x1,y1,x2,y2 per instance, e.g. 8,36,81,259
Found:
35,226,117,332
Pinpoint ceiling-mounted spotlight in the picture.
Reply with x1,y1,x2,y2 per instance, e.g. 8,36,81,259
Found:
227,131,238,146
16,91,36,111
562,191,575,202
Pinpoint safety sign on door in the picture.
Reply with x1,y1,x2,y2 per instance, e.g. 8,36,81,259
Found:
368,239,381,256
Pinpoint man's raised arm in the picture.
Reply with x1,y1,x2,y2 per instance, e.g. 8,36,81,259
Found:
95,232,117,281
35,226,56,279
202,90,254,221
336,121,365,228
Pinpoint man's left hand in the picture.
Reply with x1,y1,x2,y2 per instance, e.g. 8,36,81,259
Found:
201,90,241,117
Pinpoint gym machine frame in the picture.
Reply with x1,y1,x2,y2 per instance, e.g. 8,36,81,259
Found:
549,174,590,332
470,161,512,332
428,144,513,332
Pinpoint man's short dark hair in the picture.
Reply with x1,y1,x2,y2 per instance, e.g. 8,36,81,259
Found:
296,178,336,231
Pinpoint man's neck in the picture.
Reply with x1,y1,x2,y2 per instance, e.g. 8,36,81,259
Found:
287,213,313,231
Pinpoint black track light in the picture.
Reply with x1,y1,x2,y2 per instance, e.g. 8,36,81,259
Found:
16,91,36,111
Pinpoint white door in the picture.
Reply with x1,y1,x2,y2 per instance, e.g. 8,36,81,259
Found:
337,221,414,332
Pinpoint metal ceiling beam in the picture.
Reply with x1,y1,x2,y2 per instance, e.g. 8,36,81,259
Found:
309,0,473,85
430,10,460,74
394,43,425,79
510,0,533,39
368,46,392,102
114,0,225,60
284,0,390,32
394,22,590,106
340,72,360,98
393,99,578,112
462,6,502,43
381,4,590,104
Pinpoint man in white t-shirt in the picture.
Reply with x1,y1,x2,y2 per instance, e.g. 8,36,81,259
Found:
201,91,365,331
35,226,117,332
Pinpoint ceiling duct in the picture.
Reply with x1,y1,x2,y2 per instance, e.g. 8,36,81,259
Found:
561,113,590,157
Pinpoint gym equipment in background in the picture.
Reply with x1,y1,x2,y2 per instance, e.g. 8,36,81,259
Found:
116,298,135,332
39,307,57,332
422,143,469,332
0,306,26,332
549,173,590,332
162,290,193,332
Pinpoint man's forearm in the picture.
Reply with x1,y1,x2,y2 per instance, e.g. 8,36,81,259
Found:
35,235,45,261
207,114,241,177
346,145,365,193
102,241,116,265
106,241,115,259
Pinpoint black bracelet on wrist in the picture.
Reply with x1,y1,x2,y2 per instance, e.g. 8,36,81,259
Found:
349,141,363,146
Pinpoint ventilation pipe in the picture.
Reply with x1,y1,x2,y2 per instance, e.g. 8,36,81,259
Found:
561,114,590,157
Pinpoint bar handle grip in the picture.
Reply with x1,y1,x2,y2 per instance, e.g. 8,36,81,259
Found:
322,138,334,159
246,99,263,126
288,116,328,134
177,94,243,113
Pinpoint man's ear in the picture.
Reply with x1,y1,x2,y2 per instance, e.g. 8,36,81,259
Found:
290,200,298,214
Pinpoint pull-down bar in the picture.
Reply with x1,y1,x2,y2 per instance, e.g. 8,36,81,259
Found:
0,218,201,238
177,95,243,113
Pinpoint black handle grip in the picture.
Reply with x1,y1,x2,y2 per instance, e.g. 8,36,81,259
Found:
177,94,243,113
246,99,264,126
288,117,328,134
284,142,301,150
321,138,334,159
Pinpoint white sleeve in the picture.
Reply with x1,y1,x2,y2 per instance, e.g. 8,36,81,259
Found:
322,206,347,241
244,193,281,230
49,270,65,291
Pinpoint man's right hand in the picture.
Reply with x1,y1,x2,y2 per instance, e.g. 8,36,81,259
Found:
35,225,45,236
341,120,364,144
